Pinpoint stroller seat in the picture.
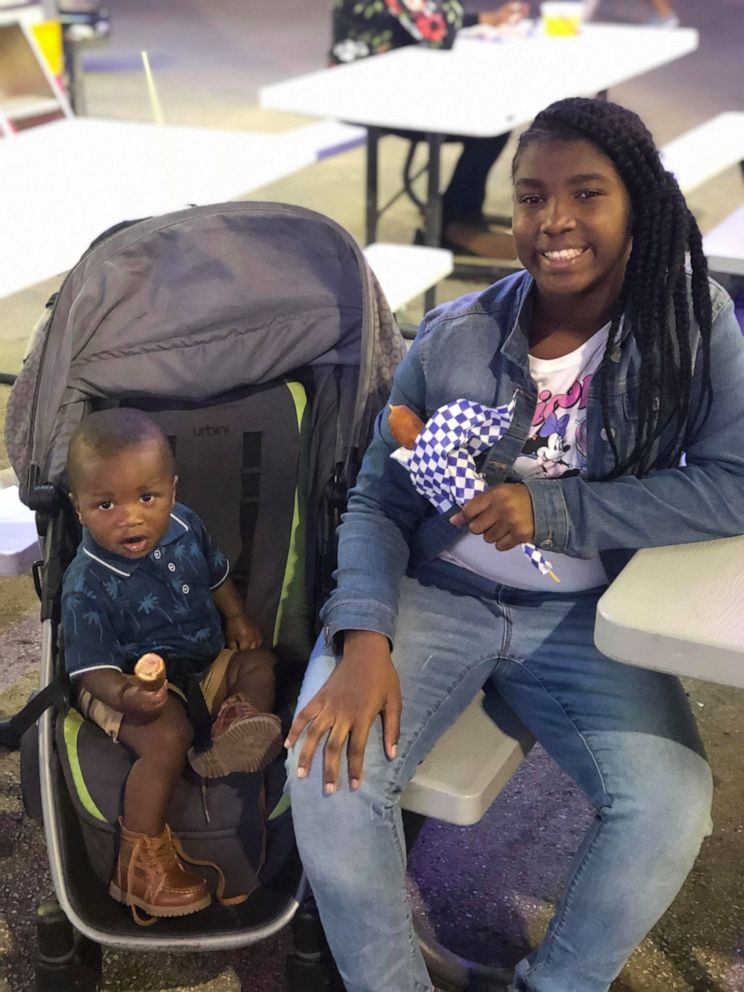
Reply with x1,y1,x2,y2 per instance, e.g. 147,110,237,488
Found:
54,380,313,940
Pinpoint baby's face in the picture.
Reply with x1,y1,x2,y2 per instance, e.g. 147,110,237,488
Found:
72,441,176,559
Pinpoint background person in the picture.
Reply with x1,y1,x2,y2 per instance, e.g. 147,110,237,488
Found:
583,0,679,27
330,0,528,258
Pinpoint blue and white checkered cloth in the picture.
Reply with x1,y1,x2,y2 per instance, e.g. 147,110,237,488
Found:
408,396,517,514
392,396,558,582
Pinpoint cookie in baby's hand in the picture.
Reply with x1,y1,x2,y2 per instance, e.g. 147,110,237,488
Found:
133,652,166,692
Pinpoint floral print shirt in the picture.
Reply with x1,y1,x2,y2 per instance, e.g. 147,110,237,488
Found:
330,0,478,64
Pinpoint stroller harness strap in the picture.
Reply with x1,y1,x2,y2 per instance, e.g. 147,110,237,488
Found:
0,676,67,749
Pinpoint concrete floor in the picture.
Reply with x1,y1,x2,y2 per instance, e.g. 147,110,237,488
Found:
1,0,743,989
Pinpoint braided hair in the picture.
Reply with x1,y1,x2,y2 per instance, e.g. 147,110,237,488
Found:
512,97,713,479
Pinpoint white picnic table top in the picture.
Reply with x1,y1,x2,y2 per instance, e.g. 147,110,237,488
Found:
260,25,699,139
595,536,744,690
0,117,318,299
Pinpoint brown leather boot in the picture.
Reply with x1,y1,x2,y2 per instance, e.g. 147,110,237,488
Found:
109,820,211,925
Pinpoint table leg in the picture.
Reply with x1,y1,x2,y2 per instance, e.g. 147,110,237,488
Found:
69,45,87,116
423,132,443,311
365,126,381,245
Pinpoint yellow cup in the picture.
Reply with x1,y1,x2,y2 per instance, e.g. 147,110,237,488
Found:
31,20,65,76
541,1,583,35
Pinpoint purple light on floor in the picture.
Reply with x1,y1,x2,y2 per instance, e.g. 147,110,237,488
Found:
81,53,173,73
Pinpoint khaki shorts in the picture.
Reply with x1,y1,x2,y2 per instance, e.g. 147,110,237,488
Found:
75,648,235,742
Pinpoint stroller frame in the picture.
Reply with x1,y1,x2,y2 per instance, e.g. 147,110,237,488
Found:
4,200,404,982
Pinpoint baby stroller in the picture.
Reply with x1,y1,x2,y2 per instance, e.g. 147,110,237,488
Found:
3,200,406,989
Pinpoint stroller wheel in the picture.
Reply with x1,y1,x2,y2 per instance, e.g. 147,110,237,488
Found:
285,907,345,991
34,899,102,991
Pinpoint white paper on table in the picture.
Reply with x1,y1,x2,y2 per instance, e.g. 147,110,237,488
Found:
457,19,538,43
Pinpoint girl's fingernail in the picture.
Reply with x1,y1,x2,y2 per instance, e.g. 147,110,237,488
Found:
350,778,360,790
325,782,336,794
297,766,306,779
391,743,398,758
283,739,290,748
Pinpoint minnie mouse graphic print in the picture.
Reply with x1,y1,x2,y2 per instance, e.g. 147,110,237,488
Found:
513,322,611,481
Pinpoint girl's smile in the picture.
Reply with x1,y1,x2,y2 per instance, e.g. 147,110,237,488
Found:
538,245,591,269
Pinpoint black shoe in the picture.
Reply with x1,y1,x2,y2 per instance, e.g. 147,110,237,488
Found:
416,909,514,991
482,211,514,228
431,963,514,991
441,220,517,260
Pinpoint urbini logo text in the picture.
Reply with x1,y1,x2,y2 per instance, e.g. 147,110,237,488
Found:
193,425,229,436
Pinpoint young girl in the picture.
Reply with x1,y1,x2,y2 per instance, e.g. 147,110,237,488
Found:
285,97,744,991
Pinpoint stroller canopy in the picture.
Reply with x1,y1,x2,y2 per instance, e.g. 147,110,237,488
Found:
6,201,405,492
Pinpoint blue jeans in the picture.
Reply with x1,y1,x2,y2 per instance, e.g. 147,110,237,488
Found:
288,567,712,992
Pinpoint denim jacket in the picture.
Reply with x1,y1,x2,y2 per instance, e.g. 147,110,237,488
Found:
322,270,744,647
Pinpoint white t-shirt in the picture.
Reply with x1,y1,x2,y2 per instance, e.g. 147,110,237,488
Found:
439,324,611,592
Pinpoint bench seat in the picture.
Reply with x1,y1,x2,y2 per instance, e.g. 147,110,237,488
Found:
661,111,744,194
659,114,744,279
363,242,453,313
402,689,534,826
0,485,39,577
703,205,744,277
282,119,366,160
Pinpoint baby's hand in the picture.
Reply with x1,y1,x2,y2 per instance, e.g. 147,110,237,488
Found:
119,679,168,723
224,613,262,651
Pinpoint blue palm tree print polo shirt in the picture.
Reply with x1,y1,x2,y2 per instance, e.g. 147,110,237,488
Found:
62,502,230,681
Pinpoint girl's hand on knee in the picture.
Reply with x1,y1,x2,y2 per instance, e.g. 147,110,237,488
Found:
285,631,401,794
450,483,535,550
